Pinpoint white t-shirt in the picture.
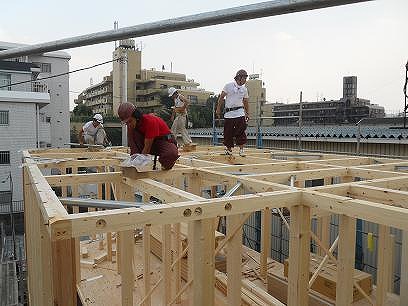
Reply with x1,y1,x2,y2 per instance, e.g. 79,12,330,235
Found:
82,121,103,136
222,81,248,118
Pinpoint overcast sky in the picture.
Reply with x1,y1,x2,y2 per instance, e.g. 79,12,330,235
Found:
1,0,407,113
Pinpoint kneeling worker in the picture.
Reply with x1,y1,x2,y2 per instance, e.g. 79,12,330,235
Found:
79,113,108,146
118,102,179,170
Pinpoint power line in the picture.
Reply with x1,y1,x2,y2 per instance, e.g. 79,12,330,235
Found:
0,58,122,89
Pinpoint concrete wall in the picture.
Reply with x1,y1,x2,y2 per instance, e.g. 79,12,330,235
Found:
0,102,37,201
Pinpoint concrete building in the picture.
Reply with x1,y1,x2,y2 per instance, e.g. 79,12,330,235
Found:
76,39,213,116
272,76,385,126
0,41,70,202
245,74,273,126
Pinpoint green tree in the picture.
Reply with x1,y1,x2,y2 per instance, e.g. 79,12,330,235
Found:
72,104,93,117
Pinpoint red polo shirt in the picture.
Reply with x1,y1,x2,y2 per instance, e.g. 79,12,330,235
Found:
137,114,171,138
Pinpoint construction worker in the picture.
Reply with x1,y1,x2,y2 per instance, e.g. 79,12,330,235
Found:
79,113,108,146
216,69,249,156
168,87,193,147
117,102,179,170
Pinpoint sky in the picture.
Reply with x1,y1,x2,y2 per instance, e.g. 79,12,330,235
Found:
1,0,407,114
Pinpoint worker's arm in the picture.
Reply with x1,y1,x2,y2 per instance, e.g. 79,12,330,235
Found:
216,91,227,118
243,97,249,121
142,138,154,155
79,128,84,145
175,95,189,112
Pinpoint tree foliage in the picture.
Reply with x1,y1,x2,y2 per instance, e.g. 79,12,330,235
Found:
72,104,93,117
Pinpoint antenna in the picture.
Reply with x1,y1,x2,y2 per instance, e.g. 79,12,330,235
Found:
114,21,118,49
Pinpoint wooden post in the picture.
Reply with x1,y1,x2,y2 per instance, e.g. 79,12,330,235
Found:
317,216,330,256
260,208,271,279
173,223,182,304
400,230,408,306
226,214,242,306
287,205,310,306
52,239,77,306
162,224,172,304
24,169,54,305
189,219,215,306
388,234,395,293
336,215,356,306
71,167,81,283
377,225,392,306
119,230,134,306
143,225,151,306
187,174,215,306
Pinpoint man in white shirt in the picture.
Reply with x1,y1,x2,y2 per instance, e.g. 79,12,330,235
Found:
216,69,249,156
168,87,193,147
79,113,107,145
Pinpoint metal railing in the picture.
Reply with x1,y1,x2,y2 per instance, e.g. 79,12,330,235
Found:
0,201,24,215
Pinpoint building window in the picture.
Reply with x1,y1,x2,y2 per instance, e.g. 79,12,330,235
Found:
34,62,52,73
188,95,198,103
0,111,9,125
0,73,11,91
0,151,10,165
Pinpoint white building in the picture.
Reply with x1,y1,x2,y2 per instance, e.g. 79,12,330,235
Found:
0,42,70,202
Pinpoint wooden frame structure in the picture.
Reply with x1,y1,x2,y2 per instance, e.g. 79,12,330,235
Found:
22,146,408,305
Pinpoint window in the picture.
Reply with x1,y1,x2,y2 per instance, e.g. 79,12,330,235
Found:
34,62,51,73
188,95,198,104
0,111,9,125
0,151,10,165
0,73,11,91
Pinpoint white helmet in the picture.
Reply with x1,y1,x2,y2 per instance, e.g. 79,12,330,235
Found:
168,87,177,97
93,113,103,124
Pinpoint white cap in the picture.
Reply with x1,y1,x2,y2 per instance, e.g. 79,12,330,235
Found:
93,113,103,124
168,87,177,97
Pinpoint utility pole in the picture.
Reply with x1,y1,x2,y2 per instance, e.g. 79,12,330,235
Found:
121,52,128,146
298,91,303,151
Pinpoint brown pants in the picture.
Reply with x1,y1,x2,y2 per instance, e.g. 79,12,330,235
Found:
223,116,247,148
131,130,179,169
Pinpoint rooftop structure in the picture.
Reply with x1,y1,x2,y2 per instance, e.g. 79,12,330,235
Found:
22,146,408,306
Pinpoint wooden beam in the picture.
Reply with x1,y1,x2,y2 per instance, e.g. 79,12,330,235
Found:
51,190,300,240
287,205,310,306
336,215,356,306
45,172,122,187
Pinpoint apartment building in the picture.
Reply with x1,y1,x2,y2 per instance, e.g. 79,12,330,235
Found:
76,39,213,116
0,41,70,202
272,76,385,126
245,74,273,126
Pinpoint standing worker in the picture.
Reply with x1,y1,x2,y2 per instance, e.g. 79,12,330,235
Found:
79,113,108,146
216,69,249,156
118,102,179,170
168,87,194,148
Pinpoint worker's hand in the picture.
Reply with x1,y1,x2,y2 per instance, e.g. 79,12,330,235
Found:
216,108,221,119
245,112,249,123
170,115,174,121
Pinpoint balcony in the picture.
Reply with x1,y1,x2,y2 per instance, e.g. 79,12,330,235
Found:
31,81,48,93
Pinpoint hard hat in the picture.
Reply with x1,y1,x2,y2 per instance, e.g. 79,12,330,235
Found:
117,102,136,123
93,113,103,124
168,87,177,97
235,69,248,78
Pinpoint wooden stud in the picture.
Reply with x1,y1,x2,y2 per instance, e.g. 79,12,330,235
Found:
287,205,310,306
260,208,271,279
143,225,151,306
173,223,182,304
162,224,172,304
400,231,408,306
119,230,134,306
336,215,356,306
388,234,395,293
376,225,392,306
226,214,243,306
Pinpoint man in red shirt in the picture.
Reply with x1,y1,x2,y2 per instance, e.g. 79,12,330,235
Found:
118,102,179,170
